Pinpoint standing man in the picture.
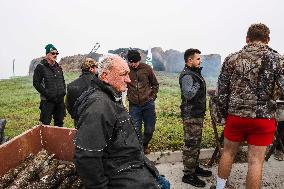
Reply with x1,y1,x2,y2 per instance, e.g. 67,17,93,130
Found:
127,49,159,154
74,55,170,189
213,23,284,189
274,121,284,161
179,48,212,188
66,57,98,122
274,99,284,161
33,44,66,127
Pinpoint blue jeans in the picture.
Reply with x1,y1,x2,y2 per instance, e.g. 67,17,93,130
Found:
129,100,156,147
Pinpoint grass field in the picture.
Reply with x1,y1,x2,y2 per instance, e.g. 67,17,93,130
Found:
0,71,223,151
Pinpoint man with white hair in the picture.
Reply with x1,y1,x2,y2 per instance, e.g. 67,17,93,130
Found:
73,55,170,189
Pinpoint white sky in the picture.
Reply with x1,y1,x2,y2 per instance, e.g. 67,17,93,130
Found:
0,0,283,79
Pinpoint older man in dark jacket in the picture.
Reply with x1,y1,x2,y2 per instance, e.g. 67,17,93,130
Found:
74,55,170,189
33,44,66,127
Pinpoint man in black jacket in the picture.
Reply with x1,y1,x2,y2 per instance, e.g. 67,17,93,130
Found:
33,44,66,127
179,49,212,188
74,55,169,189
66,57,98,122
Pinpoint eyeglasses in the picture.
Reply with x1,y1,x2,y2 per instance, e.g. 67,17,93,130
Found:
51,52,59,55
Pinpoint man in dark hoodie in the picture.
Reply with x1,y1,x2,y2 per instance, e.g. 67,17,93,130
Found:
66,57,98,123
33,44,66,127
179,48,212,188
74,55,170,189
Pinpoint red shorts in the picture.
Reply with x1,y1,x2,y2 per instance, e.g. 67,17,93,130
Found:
224,114,276,146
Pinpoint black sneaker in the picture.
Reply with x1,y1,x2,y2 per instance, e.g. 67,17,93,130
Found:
210,185,216,189
195,166,212,177
182,173,206,187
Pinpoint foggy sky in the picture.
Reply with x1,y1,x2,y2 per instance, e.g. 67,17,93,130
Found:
0,0,283,79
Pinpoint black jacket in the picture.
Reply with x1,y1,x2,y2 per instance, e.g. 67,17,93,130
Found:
66,71,96,118
33,59,66,102
179,65,206,119
73,78,160,189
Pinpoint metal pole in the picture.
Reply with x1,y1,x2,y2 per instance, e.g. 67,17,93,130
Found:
89,42,100,55
12,59,15,76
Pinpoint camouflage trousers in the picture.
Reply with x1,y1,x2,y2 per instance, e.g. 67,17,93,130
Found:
182,117,204,174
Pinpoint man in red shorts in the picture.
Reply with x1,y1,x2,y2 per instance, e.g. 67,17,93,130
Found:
212,23,284,189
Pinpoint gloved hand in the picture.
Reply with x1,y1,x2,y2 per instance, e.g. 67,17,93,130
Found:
156,175,170,189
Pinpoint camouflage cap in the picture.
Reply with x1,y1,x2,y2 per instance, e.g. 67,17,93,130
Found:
81,58,98,70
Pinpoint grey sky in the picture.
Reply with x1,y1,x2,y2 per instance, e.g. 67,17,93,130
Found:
0,0,283,79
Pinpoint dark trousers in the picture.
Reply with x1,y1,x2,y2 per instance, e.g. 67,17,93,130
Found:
182,118,203,174
39,100,65,127
129,100,156,147
107,166,160,189
276,121,284,150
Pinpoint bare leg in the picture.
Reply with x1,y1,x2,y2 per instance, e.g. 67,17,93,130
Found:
246,145,267,189
218,138,240,179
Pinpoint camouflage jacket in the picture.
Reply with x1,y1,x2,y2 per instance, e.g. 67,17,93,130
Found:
217,42,284,119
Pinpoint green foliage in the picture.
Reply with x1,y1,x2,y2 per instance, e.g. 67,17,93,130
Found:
0,72,221,151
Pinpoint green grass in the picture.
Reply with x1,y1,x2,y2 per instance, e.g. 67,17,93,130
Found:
0,71,223,151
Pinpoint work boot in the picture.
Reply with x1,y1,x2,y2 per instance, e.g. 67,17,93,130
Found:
182,173,206,187
195,166,212,177
274,150,284,161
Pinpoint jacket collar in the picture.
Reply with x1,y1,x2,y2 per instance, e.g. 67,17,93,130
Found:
42,58,59,67
91,77,122,102
184,64,203,74
80,70,93,77
130,62,144,71
243,42,270,52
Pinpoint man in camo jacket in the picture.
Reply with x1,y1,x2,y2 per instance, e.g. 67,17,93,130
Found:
212,23,284,189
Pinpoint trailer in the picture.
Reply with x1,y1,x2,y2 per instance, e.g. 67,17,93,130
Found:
0,125,76,176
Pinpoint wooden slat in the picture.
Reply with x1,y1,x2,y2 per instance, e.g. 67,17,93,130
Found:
0,126,42,176
41,126,76,161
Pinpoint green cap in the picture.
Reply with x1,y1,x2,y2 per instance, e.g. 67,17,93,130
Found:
45,44,57,54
